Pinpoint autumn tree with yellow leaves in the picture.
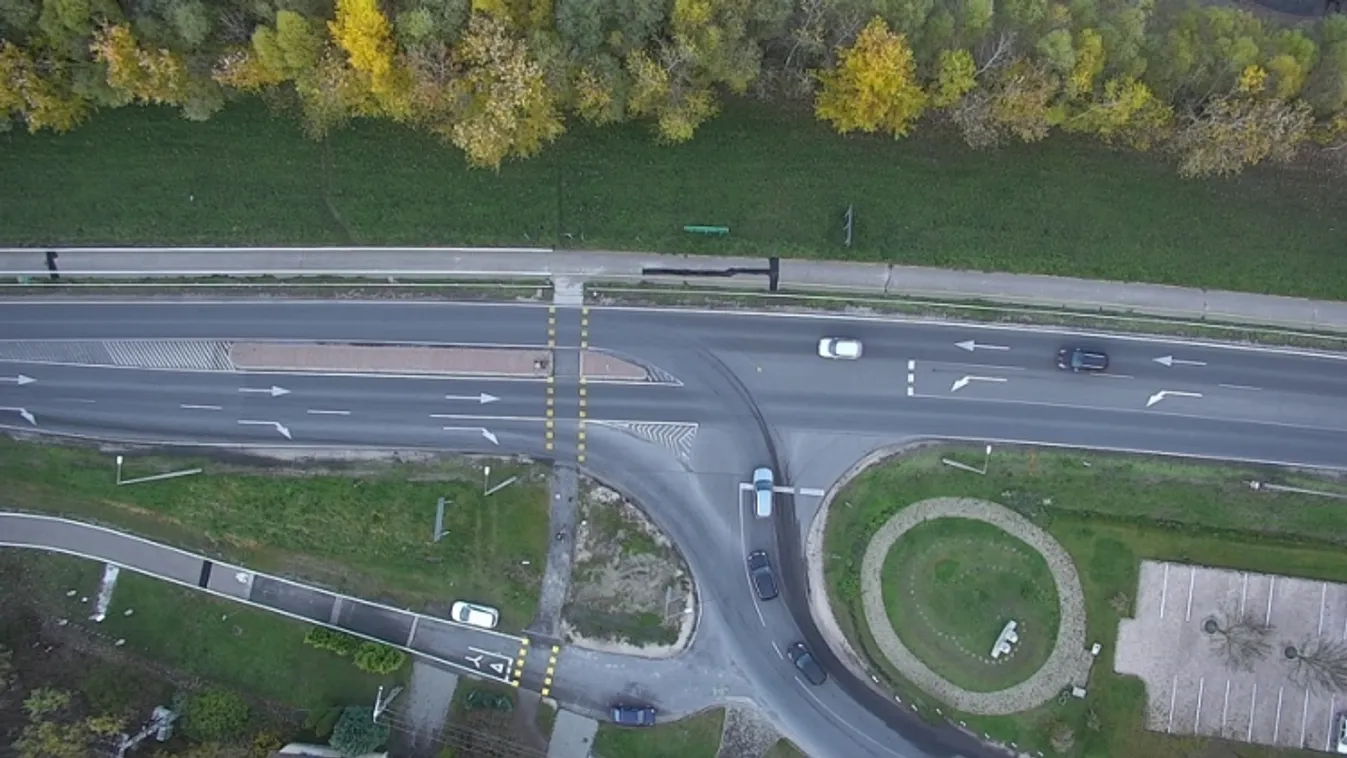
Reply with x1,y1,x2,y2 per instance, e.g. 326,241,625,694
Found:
815,18,926,138
1172,64,1314,178
0,42,88,133
445,14,564,170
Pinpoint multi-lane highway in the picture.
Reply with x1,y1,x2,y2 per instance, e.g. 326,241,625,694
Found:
3,299,1347,758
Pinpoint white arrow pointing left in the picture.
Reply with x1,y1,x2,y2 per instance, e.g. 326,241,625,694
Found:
1153,356,1207,368
238,386,290,397
237,419,292,439
0,375,35,385
0,406,37,425
442,426,500,445
956,340,1010,352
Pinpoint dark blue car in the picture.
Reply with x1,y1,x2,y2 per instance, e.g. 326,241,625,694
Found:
611,704,657,727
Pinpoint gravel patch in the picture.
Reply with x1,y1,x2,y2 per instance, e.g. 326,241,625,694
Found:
860,497,1092,715
715,705,780,758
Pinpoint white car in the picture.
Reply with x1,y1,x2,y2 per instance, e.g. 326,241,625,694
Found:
450,601,500,630
753,466,774,518
818,337,863,360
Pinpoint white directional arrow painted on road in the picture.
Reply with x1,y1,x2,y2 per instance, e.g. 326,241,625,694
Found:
0,406,36,425
237,419,292,439
950,375,1009,392
0,374,35,385
1146,390,1203,408
1154,356,1208,368
444,393,499,404
442,426,500,445
238,385,291,397
956,340,1010,352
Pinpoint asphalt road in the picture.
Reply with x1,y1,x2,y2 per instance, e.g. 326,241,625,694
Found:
3,299,1347,758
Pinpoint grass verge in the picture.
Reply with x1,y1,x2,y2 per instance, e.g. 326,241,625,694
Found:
592,707,725,758
763,739,811,758
3,100,1346,299
0,437,550,630
883,517,1060,692
825,446,1344,758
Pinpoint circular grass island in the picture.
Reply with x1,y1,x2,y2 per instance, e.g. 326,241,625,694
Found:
855,497,1091,715
881,517,1060,693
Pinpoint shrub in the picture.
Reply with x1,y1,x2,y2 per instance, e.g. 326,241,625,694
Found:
304,627,360,657
182,689,250,743
329,707,388,757
353,642,406,675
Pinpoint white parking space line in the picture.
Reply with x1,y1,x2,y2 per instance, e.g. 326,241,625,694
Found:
1301,690,1311,746
1167,675,1178,732
1160,564,1170,618
1321,583,1329,635
907,360,915,397
1194,678,1205,731
1274,686,1285,743
1185,567,1196,621
797,487,827,497
1328,695,1337,752
1221,680,1231,733
1248,684,1258,742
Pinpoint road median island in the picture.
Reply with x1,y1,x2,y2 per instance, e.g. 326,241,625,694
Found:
816,444,1347,758
229,342,653,381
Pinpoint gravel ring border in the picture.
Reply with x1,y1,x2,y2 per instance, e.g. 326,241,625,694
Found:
861,496,1092,715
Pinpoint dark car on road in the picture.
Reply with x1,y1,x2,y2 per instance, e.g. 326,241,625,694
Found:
611,704,656,727
1056,347,1109,372
787,642,827,685
747,550,779,601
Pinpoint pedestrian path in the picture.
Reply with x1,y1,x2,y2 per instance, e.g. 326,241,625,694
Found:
4,246,1347,333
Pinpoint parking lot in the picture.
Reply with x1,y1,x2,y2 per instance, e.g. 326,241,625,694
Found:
1116,560,1347,753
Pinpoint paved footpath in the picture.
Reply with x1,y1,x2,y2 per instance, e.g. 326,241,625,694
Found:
3,246,1347,333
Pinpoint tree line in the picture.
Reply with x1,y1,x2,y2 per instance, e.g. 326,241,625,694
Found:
2,0,1346,177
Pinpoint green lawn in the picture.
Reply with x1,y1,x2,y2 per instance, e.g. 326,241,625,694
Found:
882,517,1060,692
4,100,1346,298
592,707,724,758
0,438,550,630
826,447,1345,758
98,571,399,709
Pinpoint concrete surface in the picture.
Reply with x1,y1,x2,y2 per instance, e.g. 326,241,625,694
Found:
546,709,598,758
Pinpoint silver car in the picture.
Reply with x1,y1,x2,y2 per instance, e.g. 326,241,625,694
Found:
753,467,774,518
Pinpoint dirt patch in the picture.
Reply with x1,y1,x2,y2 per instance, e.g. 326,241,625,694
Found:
561,481,695,657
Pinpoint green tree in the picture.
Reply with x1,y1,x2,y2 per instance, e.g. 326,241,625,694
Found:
1063,75,1172,149
951,57,1063,148
164,0,211,49
182,688,251,743
1304,16,1347,116
37,0,121,50
254,10,324,82
929,47,976,108
329,707,389,758
814,16,927,137
0,0,40,36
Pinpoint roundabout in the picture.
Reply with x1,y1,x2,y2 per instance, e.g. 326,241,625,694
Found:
860,497,1092,715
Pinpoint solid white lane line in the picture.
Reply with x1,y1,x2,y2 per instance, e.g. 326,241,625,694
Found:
307,409,351,416
180,404,222,411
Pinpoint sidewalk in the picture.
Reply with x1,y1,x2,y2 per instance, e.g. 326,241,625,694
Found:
4,246,1347,333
